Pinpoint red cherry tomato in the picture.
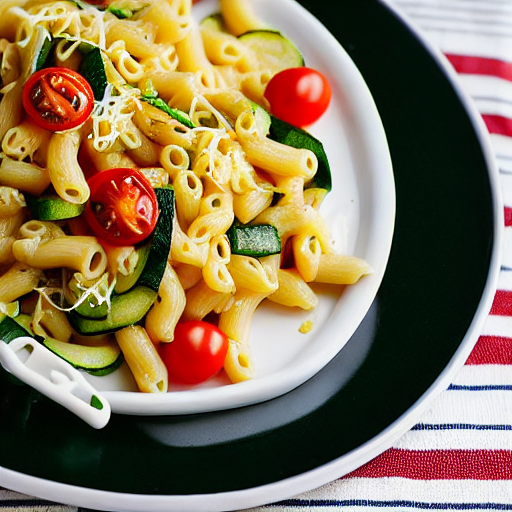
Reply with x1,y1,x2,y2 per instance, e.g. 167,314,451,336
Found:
22,67,94,132
84,168,158,246
264,67,332,128
159,321,229,384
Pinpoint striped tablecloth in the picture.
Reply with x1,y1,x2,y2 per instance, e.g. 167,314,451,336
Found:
2,0,512,510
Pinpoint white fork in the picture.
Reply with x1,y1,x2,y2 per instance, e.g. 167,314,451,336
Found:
0,336,111,429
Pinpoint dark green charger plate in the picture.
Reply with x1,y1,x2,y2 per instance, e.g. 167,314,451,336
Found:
0,0,499,510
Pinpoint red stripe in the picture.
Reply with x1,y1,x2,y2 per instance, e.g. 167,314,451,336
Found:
444,54,512,81
345,449,512,480
490,290,512,316
481,114,512,137
505,207,512,227
466,335,512,365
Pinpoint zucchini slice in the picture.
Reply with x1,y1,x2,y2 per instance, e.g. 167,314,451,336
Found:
25,193,86,221
141,96,195,128
200,13,227,32
269,116,332,192
238,30,304,73
136,186,175,292
114,242,151,294
227,223,281,258
43,337,123,376
68,285,157,336
79,46,108,101
0,315,33,344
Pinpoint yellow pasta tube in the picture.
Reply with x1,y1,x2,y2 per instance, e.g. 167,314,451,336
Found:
115,325,168,393
140,0,192,45
145,263,186,343
235,110,318,180
201,27,253,71
181,278,230,322
133,101,194,149
187,191,234,242
80,137,136,172
2,119,51,163
219,288,266,383
0,262,42,304
202,235,235,294
160,144,190,181
233,185,273,224
292,233,321,282
314,254,373,285
46,128,89,204
0,80,23,142
0,156,51,195
219,0,265,36
12,236,107,281
32,294,73,343
105,19,157,60
173,170,202,229
267,269,318,310
0,186,25,218
171,218,209,267
228,254,278,294
173,262,203,291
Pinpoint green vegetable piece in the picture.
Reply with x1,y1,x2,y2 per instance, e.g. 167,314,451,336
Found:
43,337,123,376
34,31,54,71
238,30,304,73
114,242,151,294
107,6,133,18
0,315,33,344
136,186,175,292
79,47,108,101
68,285,157,335
200,13,227,32
141,96,195,128
268,116,332,192
25,194,86,221
228,224,281,258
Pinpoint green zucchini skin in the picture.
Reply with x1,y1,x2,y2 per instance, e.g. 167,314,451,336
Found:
237,30,304,72
269,116,332,192
227,223,281,258
42,337,123,376
25,194,86,221
0,315,34,344
79,46,108,101
136,187,175,292
114,242,151,294
68,285,157,336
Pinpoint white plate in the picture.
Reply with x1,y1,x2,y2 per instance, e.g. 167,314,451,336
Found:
85,0,395,415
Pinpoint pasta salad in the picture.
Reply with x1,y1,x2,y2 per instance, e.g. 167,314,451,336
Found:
0,0,372,394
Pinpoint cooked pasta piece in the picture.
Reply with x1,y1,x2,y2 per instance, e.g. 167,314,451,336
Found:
115,325,168,393
314,254,373,285
0,261,42,304
12,235,108,281
267,269,319,310
145,263,186,343
46,129,90,204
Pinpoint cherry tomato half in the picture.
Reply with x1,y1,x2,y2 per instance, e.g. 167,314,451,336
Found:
22,67,94,132
264,67,332,128
159,321,229,385
84,168,159,246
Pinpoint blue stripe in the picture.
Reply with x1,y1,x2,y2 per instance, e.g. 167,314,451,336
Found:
411,423,512,431
265,500,512,510
447,384,512,391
